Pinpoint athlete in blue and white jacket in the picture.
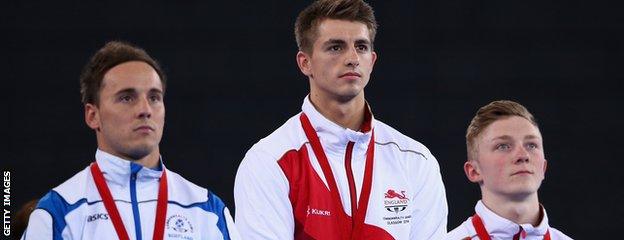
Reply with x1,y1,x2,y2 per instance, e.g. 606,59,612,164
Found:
21,41,239,240
22,150,238,240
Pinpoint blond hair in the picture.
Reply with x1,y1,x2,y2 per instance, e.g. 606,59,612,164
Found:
466,100,538,160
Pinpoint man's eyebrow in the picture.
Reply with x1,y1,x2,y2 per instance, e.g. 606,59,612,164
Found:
148,88,163,95
490,135,513,142
114,88,137,96
355,39,371,45
524,135,540,140
322,39,347,46
490,135,541,142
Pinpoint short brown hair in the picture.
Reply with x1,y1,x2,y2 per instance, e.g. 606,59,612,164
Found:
79,41,166,105
13,199,39,238
466,100,538,161
294,0,377,53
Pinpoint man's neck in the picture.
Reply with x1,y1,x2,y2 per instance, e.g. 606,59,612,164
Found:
99,146,161,169
308,92,366,131
481,191,543,226
133,150,160,169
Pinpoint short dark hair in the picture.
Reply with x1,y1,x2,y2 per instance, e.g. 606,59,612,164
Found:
79,41,166,105
295,0,377,54
466,100,539,161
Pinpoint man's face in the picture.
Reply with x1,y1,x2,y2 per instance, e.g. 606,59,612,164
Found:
85,61,165,160
465,116,547,199
297,19,377,102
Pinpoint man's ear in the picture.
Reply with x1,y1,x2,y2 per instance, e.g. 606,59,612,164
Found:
370,51,378,69
464,160,483,183
84,103,100,131
542,159,548,175
296,51,312,77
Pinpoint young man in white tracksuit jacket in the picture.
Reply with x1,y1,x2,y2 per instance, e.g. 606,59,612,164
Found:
21,41,239,240
234,1,448,239
445,100,573,240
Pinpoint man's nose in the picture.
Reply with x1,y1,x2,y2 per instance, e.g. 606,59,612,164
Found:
344,46,360,67
137,96,152,119
514,146,530,164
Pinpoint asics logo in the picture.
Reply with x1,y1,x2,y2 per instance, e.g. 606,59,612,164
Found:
87,213,109,222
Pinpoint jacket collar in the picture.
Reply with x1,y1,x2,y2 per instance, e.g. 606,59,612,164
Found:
474,200,550,239
95,149,165,187
301,95,374,154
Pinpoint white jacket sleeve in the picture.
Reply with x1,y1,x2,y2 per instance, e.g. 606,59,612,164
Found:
234,148,294,240
409,153,449,240
223,207,242,240
21,209,55,240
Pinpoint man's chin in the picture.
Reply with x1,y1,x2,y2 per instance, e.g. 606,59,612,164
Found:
123,145,156,160
334,90,363,102
504,187,539,201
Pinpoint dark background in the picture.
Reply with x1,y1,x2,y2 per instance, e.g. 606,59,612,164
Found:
3,1,623,239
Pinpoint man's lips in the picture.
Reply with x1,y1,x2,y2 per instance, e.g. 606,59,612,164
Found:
134,125,155,132
511,170,534,176
339,72,362,78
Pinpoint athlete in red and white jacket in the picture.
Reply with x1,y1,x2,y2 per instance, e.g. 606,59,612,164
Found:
445,101,573,240
446,201,571,240
234,97,448,240
235,1,447,239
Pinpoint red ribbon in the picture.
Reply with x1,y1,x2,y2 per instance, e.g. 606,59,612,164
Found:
90,162,168,240
471,213,550,240
300,113,375,240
